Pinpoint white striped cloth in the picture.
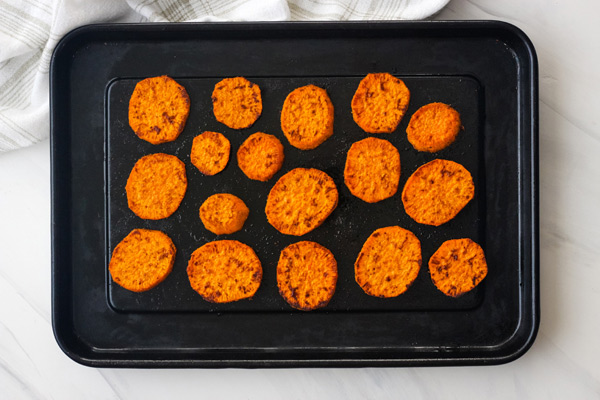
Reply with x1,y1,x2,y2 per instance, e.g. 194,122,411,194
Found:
0,0,449,152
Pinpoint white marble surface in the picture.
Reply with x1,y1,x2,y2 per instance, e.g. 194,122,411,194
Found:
1,0,600,398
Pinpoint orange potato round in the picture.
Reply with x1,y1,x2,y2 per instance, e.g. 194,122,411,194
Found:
199,193,249,235
190,131,230,176
407,102,462,152
237,132,284,181
344,137,400,203
355,226,422,298
187,240,262,303
109,229,176,292
277,241,338,311
429,238,488,297
265,168,338,236
280,85,334,150
212,77,262,129
126,153,187,220
351,73,410,133
402,159,474,226
128,76,190,144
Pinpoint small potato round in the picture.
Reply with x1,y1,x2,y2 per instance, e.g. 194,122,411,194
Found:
237,132,284,181
281,85,334,150
190,131,230,176
199,193,249,235
277,241,338,311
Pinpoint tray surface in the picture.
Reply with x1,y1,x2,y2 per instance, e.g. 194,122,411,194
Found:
51,21,539,367
108,75,483,313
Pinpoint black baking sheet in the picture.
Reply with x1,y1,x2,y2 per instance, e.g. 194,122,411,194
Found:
51,21,538,367
107,75,483,313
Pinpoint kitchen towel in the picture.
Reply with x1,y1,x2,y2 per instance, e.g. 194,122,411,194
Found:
0,0,449,152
